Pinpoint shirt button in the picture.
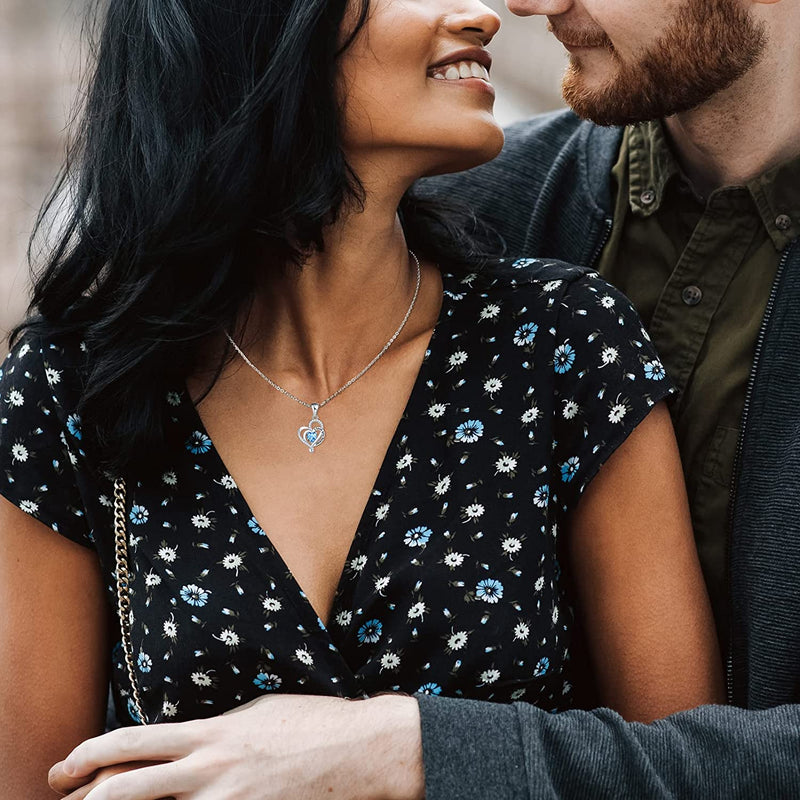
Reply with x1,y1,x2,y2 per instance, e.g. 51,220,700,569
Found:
776,214,792,231
682,285,703,306
640,189,656,206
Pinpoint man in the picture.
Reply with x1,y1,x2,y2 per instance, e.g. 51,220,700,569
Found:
49,0,800,797
410,0,800,795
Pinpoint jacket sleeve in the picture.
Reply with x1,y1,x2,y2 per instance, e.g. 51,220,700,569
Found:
417,694,800,799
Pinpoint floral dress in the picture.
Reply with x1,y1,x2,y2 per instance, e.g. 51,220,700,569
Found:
0,259,674,725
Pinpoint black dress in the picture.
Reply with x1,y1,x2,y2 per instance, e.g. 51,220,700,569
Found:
0,259,673,725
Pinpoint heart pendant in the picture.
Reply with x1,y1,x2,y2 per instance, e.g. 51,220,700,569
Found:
297,404,326,453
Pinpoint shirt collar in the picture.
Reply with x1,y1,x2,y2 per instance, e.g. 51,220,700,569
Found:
626,121,683,218
626,120,800,250
746,155,800,251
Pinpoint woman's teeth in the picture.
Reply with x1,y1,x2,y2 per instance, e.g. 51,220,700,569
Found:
430,60,490,82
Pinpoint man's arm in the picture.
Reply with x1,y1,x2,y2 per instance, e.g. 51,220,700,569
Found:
416,694,800,799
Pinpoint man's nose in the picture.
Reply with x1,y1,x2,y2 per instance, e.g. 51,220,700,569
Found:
506,0,573,17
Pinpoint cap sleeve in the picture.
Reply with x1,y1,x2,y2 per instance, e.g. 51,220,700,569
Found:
550,273,676,513
0,333,94,547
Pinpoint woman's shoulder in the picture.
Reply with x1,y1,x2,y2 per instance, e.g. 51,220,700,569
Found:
1,326,89,415
447,257,639,330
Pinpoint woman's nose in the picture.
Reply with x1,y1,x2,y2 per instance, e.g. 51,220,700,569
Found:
447,2,502,44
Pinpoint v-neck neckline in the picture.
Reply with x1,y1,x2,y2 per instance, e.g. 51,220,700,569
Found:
178,269,454,636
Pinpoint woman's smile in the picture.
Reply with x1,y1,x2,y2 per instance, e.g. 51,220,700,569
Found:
428,47,495,97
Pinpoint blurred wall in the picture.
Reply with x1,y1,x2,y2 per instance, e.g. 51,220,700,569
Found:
0,2,567,349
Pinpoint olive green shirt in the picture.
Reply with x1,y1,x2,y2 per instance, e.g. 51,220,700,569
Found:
596,121,800,649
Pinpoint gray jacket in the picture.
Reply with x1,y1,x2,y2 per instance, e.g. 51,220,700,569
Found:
414,110,800,798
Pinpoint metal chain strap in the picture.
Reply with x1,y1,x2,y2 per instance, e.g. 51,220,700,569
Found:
113,477,148,725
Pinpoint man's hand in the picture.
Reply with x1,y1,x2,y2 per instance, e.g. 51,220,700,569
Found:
48,694,425,799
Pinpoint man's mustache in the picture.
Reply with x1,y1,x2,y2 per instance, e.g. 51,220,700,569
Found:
547,21,614,50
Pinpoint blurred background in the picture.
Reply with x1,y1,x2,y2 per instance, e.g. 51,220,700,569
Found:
0,0,568,349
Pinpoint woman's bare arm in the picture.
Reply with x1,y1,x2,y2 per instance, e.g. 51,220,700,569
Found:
0,496,109,798
568,403,725,722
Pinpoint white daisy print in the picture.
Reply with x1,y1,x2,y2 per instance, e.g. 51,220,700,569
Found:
434,475,451,496
562,400,579,420
6,389,24,407
214,628,240,647
262,596,283,613
483,377,503,396
600,345,620,366
479,303,501,320
444,551,466,568
521,406,541,424
495,454,517,475
462,502,485,521
600,294,616,309
380,652,401,671
480,668,500,684
11,443,28,463
335,610,352,627
448,350,468,368
396,453,414,470
447,631,469,652
157,545,178,563
501,537,523,555
191,671,213,688
20,500,39,515
427,403,447,419
609,403,628,424
350,554,368,572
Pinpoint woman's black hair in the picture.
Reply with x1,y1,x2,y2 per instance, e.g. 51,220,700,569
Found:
15,0,502,473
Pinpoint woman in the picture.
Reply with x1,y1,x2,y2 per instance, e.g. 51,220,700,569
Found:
1,0,723,797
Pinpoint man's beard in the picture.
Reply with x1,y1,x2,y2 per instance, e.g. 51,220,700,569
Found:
557,0,767,126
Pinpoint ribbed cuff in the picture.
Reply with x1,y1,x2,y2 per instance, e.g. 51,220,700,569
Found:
416,694,529,800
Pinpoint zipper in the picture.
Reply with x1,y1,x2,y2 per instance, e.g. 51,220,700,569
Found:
588,218,614,269
724,243,795,704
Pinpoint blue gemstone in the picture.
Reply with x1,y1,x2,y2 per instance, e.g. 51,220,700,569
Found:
307,431,318,443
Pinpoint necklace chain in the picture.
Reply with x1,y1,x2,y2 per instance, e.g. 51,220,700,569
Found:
225,250,421,450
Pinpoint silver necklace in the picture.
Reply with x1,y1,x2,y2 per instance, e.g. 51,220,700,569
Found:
226,250,422,453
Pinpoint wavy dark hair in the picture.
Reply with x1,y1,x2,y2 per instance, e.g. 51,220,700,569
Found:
15,0,502,473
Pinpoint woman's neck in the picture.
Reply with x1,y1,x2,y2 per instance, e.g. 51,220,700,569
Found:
240,166,436,399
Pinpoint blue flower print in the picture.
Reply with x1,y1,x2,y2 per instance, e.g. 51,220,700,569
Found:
560,457,580,483
186,430,212,455
129,504,149,525
533,656,550,677
455,419,484,443
247,516,265,536
514,322,538,347
554,343,576,374
357,619,383,644
66,413,82,440
180,583,210,607
253,672,282,691
404,526,432,547
418,683,443,696
511,258,538,270
644,360,666,381
476,578,504,604
532,484,550,508
137,651,152,673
